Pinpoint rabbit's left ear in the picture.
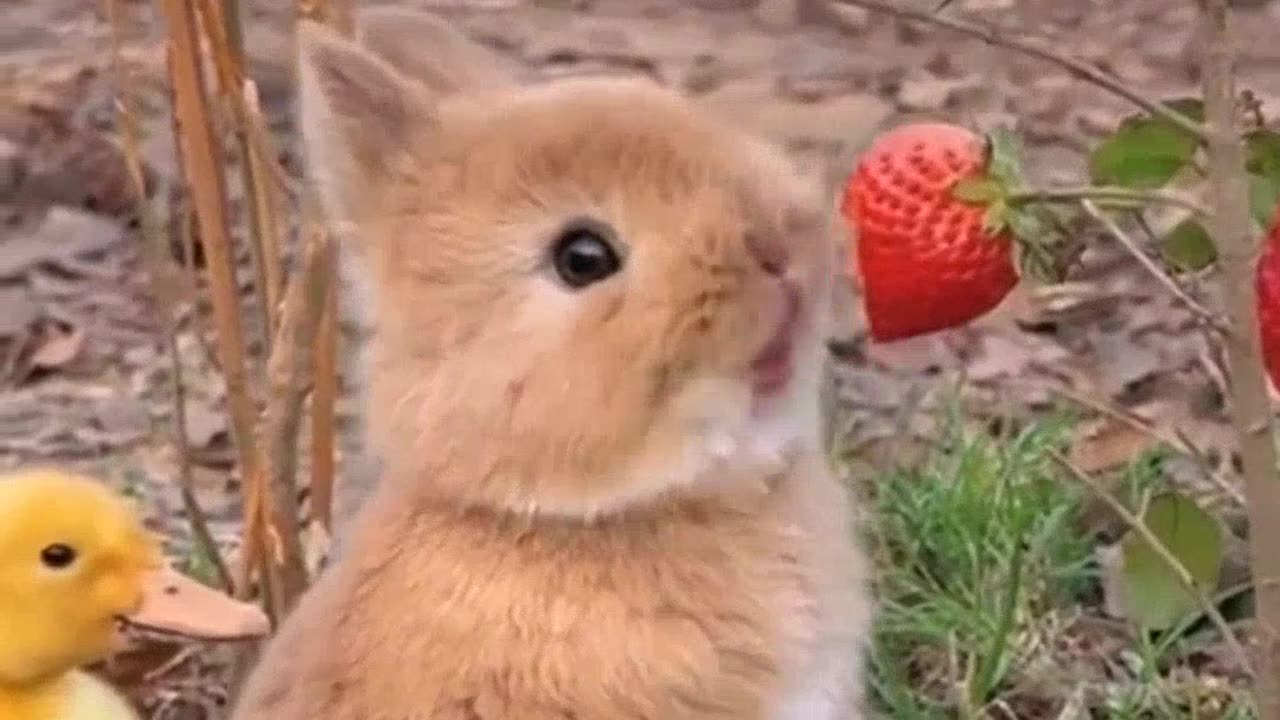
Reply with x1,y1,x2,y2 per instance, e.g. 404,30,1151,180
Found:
355,8,517,96
295,20,434,231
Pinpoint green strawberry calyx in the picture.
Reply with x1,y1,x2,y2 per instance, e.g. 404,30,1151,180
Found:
950,127,1071,284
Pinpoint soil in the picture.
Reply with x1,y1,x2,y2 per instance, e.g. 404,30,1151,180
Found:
3,0,1280,717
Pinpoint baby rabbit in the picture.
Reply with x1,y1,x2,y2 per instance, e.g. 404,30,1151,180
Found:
231,8,872,720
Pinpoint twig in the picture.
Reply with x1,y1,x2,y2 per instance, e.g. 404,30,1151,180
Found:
158,0,271,606
1079,199,1229,333
106,0,232,593
1200,0,1280,712
1051,451,1253,674
310,260,338,534
195,0,284,347
1035,380,1244,506
293,0,348,543
260,227,336,614
1007,186,1209,217
829,0,1206,141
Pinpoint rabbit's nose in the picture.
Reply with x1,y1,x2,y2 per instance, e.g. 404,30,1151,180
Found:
745,231,788,277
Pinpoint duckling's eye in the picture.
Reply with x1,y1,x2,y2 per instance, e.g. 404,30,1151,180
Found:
551,221,622,289
40,543,78,569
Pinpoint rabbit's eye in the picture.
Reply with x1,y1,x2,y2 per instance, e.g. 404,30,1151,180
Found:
552,225,621,289
40,543,78,569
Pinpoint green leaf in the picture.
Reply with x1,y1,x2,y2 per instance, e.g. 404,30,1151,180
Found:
952,178,1004,204
1006,204,1067,283
1247,130,1280,228
1159,97,1206,124
1111,97,1206,129
1250,172,1280,229
1246,129,1280,177
1161,219,1217,272
1120,492,1224,631
1088,116,1199,189
985,127,1029,189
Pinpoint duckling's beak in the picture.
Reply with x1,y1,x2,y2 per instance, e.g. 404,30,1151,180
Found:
120,565,271,641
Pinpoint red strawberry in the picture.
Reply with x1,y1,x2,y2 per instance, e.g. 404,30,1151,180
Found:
1255,206,1280,390
841,122,1019,342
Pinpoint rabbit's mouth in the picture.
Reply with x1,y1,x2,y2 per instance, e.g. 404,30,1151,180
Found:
749,280,802,398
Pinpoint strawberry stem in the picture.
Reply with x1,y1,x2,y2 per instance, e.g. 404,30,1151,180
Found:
1006,186,1208,216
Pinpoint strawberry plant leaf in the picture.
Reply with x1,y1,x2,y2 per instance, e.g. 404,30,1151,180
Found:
1247,130,1280,228
1246,129,1280,177
1112,97,1206,129
1250,172,1280,229
952,178,1004,204
1159,97,1206,124
1088,117,1199,189
1120,491,1224,631
1161,219,1217,272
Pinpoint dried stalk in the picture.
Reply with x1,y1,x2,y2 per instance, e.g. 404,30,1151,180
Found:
1200,0,1280,712
1052,452,1253,673
261,228,336,613
1037,380,1242,506
158,0,271,604
311,265,338,533
829,0,1206,141
1007,186,1209,217
1079,199,1229,332
195,0,283,348
295,0,348,540
105,0,231,592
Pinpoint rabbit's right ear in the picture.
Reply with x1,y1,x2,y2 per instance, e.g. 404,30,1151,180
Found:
295,20,434,229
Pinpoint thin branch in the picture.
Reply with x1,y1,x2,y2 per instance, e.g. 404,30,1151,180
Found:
195,0,277,356
1007,186,1209,217
293,0,347,545
1035,380,1244,506
829,0,1206,141
1080,199,1229,333
310,260,338,534
1201,0,1280,712
1050,451,1253,675
260,227,336,614
158,0,272,607
106,0,232,593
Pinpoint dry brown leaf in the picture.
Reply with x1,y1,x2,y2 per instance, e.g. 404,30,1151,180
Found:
1069,416,1156,474
30,324,85,368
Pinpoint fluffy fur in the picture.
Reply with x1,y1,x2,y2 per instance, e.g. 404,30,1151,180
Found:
231,9,872,719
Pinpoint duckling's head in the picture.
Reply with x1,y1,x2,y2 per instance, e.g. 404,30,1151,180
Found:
0,469,162,685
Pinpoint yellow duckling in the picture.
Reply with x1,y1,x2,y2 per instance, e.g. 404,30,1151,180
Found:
0,468,269,720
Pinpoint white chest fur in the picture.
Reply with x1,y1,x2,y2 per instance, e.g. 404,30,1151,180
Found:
771,643,861,720
765,452,870,720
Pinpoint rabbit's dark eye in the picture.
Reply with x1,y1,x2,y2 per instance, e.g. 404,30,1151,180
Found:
40,543,78,569
552,224,621,289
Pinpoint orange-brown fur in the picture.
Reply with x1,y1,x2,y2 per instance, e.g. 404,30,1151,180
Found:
232,8,871,719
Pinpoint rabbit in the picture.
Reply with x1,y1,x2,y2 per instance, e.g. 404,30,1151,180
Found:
230,8,872,720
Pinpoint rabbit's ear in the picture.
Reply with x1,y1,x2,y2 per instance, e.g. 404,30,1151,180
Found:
296,20,434,228
356,8,516,95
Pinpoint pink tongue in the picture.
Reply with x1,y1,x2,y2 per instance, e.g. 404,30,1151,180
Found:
751,338,793,395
